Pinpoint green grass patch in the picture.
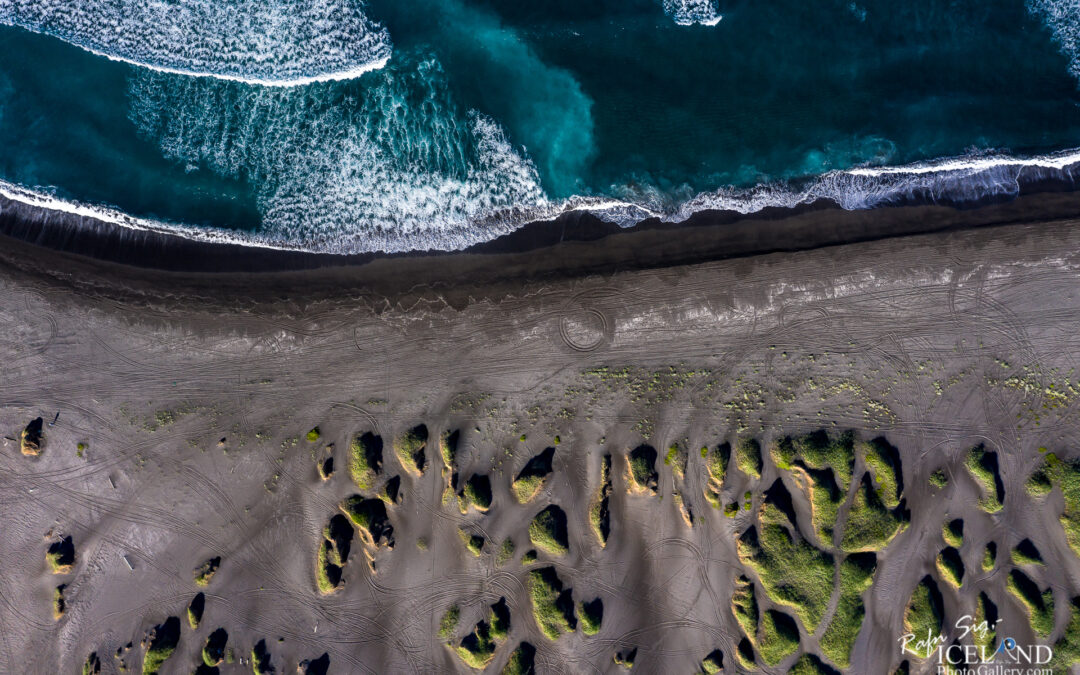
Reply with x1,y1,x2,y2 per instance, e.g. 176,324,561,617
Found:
840,474,904,552
737,482,834,631
201,628,228,667
736,437,763,479
528,567,576,640
52,584,66,620
306,427,321,443
966,445,1004,512
929,469,948,489
974,592,998,653
735,638,755,669
732,575,758,638
1008,568,1054,637
341,496,394,547
579,598,603,636
460,474,493,512
664,441,688,480
458,529,485,557
861,437,903,508
758,609,800,666
501,642,536,675
529,505,569,555
496,538,515,566
438,604,460,640
627,445,658,492
522,549,537,565
81,653,101,675
194,556,221,587
46,536,75,574
775,430,856,490
704,443,729,509
348,432,383,490
802,465,844,546
937,547,964,587
394,424,428,475
789,654,837,675
700,649,724,673
454,598,510,668
187,593,205,630
943,519,963,548
1026,453,1080,557
142,617,180,675
251,639,273,675
590,455,612,546
982,542,997,572
903,576,944,659
1048,596,1080,673
513,447,555,503
1012,538,1044,566
614,646,638,669
821,552,876,669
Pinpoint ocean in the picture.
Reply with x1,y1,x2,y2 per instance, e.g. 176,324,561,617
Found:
2,0,1080,253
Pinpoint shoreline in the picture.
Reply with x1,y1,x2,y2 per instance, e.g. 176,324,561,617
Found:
5,186,1080,305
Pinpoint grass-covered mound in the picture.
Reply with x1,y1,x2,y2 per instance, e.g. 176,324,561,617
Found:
943,519,963,548
496,538,515,565
459,530,485,557
81,652,101,675
800,464,844,546
983,542,997,571
700,649,724,673
188,592,205,629
318,455,334,481
380,475,401,505
732,575,758,637
590,454,612,546
512,447,555,503
789,653,841,675
459,474,493,512
454,597,511,669
1013,538,1044,566
306,427,321,443
440,429,461,503
1048,596,1080,673
438,604,460,640
20,417,44,456
394,424,428,476
738,481,834,631
704,443,730,509
974,592,998,652
194,556,221,586
664,441,688,480
252,639,274,675
936,547,964,587
627,445,658,493
773,430,856,491
528,566,576,639
201,628,228,667
1026,453,1080,556
316,514,353,593
46,535,75,574
528,505,569,555
52,584,66,620
1008,568,1054,636
758,609,800,666
820,552,876,669
142,616,180,675
579,598,603,635
349,432,383,490
613,647,637,669
840,474,905,552
341,496,394,548
299,653,331,675
735,638,756,668
501,642,536,675
903,576,943,659
966,445,1004,512
736,437,763,479
861,437,903,508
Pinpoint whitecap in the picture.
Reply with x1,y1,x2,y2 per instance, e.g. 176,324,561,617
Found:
1029,0,1080,81
662,0,723,26
0,0,392,85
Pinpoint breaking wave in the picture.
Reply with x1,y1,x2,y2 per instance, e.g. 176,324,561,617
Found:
1030,0,1080,80
126,55,550,252
662,0,723,26
0,0,392,86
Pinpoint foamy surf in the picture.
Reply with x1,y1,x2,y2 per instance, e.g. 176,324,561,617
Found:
662,0,723,26
4,148,1080,255
0,0,392,85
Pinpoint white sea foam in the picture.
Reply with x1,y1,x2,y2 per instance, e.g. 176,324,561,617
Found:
662,0,723,26
4,144,1080,255
126,58,551,253
1030,0,1080,80
0,0,392,86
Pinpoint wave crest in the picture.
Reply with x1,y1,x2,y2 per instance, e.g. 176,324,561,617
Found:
0,0,392,85
662,0,723,26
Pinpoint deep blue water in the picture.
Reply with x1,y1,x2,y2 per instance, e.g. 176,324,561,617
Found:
2,0,1080,252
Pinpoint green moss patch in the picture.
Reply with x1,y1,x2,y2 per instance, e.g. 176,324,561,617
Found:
513,447,556,503
528,566,576,640
349,432,383,490
394,424,428,475
821,552,876,669
758,609,800,666
529,504,569,555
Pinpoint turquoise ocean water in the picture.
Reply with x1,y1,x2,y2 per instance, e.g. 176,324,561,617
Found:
2,0,1080,252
